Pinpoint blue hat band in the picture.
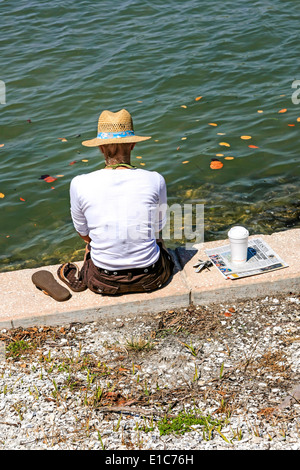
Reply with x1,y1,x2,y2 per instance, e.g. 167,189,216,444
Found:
97,130,135,139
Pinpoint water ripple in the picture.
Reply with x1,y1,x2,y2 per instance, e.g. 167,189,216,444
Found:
0,0,299,271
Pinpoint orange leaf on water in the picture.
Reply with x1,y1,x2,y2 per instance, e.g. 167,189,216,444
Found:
44,176,57,183
248,145,259,148
208,122,218,126
210,160,223,170
0,192,5,198
241,135,252,140
224,156,234,160
182,160,189,164
0,144,4,148
219,142,230,147
278,109,287,113
20,197,25,202
288,124,295,127
195,96,202,101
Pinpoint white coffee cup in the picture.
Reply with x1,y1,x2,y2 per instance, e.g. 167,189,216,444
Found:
228,226,249,265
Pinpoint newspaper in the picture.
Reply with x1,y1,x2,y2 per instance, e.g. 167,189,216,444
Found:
205,237,288,280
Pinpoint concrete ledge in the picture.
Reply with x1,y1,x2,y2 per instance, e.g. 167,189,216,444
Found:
0,251,190,329
176,228,300,305
0,229,299,329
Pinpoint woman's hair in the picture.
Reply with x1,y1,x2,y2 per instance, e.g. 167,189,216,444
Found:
102,143,133,160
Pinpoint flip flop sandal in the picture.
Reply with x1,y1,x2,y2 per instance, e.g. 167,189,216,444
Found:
32,270,71,302
57,262,87,292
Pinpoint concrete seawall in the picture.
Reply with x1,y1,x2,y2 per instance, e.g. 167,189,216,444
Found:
0,228,299,329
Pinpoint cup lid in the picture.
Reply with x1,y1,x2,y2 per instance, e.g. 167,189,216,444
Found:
228,225,249,239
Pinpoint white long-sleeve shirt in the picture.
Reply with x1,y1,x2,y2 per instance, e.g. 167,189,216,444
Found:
70,168,167,270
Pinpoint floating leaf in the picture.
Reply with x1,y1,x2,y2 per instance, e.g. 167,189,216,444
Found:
181,137,187,140
195,96,202,101
136,156,142,159
224,156,234,160
58,137,68,142
181,105,187,108
0,144,4,148
217,132,226,135
278,109,287,113
0,192,5,198
69,160,77,165
81,159,89,162
39,175,57,183
216,153,224,157
248,145,259,148
20,197,25,201
140,162,146,166
208,122,217,126
182,160,189,164
257,110,263,113
44,176,57,183
219,142,230,147
210,160,223,170
288,124,295,127
240,135,252,140
27,119,32,123
56,175,64,177
297,117,300,122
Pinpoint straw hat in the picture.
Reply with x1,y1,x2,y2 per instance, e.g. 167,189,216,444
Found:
82,109,151,147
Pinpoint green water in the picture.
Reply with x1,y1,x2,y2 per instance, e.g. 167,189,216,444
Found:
0,0,299,272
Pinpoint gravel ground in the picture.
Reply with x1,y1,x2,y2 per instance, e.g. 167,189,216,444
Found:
0,291,300,450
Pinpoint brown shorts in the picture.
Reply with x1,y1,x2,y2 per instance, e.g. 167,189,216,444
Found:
81,242,175,295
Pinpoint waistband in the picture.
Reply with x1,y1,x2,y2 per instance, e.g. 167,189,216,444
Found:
95,252,163,276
